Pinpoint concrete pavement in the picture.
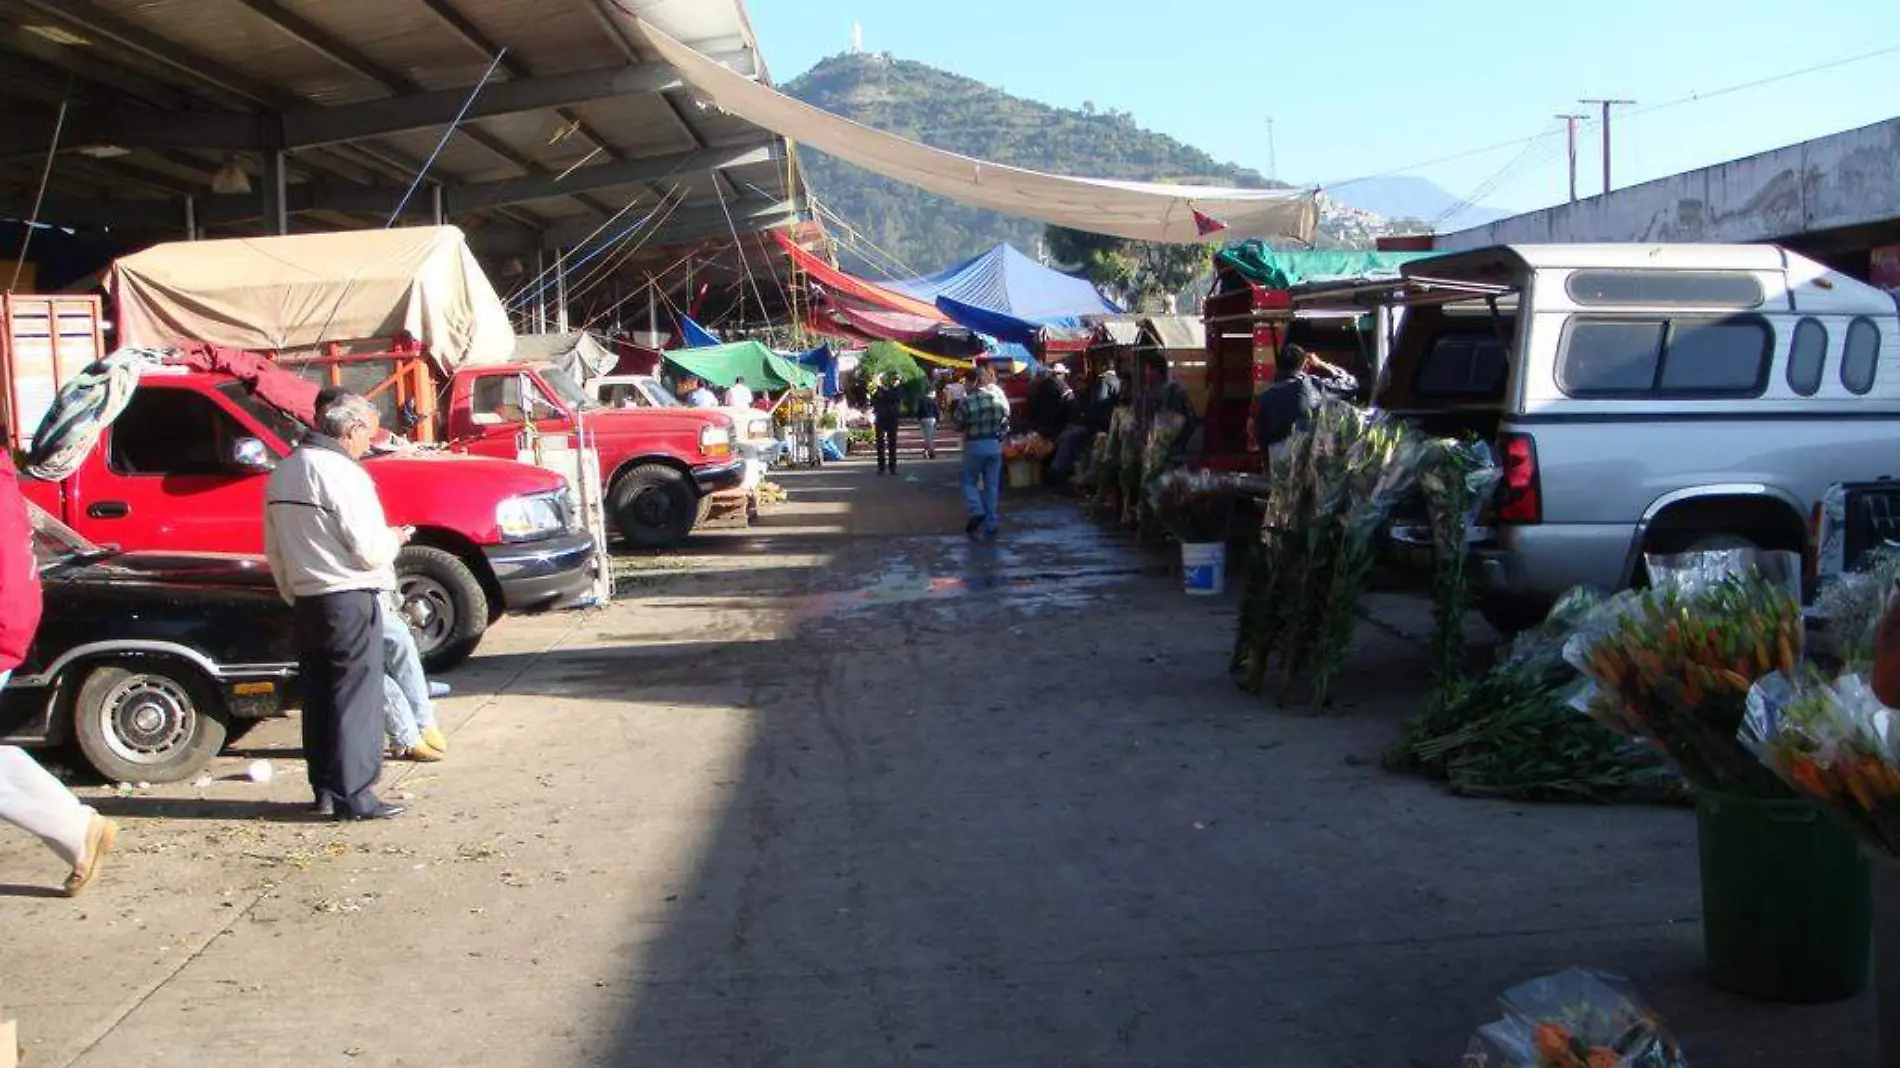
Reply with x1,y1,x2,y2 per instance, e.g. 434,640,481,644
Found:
0,442,1873,1067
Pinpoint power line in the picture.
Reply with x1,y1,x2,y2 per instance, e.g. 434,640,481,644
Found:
1328,40,1900,193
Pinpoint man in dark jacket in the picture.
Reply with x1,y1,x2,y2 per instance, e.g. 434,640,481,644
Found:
871,373,905,474
1253,344,1359,466
0,462,118,895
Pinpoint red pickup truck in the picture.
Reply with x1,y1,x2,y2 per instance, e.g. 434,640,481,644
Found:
20,367,597,671
443,360,744,547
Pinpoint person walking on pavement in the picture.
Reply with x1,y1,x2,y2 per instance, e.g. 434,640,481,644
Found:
0,462,116,896
872,372,904,474
265,391,408,821
916,385,942,460
956,366,1009,540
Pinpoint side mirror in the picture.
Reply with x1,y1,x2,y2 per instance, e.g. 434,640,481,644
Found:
231,437,276,473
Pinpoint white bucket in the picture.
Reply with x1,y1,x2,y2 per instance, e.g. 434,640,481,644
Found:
1181,541,1226,596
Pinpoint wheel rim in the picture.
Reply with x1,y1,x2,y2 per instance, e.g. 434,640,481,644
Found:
398,575,455,655
629,485,682,531
99,674,196,766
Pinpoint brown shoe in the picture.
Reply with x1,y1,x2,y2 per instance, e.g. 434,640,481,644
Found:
420,726,449,753
63,814,117,898
397,743,444,763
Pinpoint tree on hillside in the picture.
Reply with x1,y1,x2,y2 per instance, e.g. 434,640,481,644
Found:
1044,225,1213,313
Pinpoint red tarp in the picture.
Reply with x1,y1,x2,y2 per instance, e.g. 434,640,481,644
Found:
171,343,320,426
813,292,946,343
773,231,947,321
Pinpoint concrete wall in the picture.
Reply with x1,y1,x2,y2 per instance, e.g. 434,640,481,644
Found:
1436,117,1900,251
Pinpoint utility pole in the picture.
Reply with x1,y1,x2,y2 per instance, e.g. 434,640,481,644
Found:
1555,113,1586,203
1579,98,1634,195
1264,116,1278,182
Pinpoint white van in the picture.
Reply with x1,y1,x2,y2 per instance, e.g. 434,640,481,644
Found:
1352,244,1900,630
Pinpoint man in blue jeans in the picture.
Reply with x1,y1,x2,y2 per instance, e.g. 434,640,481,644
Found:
955,366,1009,540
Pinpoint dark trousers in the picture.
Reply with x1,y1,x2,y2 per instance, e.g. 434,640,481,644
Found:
295,590,386,816
874,420,898,471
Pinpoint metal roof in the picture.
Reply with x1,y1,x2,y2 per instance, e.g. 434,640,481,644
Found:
0,0,805,259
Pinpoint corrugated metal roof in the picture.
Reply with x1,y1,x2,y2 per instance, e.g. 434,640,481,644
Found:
0,0,803,256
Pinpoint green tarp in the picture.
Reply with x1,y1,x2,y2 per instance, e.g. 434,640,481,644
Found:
1216,242,1435,290
663,340,816,392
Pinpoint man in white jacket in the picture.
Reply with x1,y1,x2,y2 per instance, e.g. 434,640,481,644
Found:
264,392,409,821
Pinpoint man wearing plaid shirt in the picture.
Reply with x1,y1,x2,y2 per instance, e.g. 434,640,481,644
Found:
955,366,1009,540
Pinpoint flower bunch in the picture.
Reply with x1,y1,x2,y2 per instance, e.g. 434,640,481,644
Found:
1566,555,1801,796
1003,433,1054,462
1743,669,1900,856
1147,469,1239,544
1464,969,1686,1068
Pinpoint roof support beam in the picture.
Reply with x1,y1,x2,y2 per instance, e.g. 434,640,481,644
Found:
469,199,802,256
0,65,688,158
0,145,781,228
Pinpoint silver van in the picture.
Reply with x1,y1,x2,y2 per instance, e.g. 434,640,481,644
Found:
1352,244,1900,631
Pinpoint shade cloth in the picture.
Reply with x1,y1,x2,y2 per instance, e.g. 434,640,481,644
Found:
1215,243,1435,289
665,340,816,392
512,331,616,381
678,315,722,349
890,243,1122,322
636,22,1318,245
109,226,516,373
793,343,839,395
773,232,947,319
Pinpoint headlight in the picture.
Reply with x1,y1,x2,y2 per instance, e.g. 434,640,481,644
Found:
699,424,732,458
747,417,771,440
496,493,564,542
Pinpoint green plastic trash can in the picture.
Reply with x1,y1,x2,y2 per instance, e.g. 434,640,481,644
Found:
1696,790,1871,1002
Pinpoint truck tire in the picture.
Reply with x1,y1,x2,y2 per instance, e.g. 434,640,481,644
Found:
612,464,696,549
71,662,228,784
396,545,489,673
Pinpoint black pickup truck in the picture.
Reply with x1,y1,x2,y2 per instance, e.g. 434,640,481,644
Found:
1,506,299,783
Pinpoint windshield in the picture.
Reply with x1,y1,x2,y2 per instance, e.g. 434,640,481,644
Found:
217,382,308,447
538,367,594,411
639,379,685,408
29,504,104,569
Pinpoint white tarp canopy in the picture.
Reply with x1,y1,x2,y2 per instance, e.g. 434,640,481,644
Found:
636,20,1319,246
109,226,517,373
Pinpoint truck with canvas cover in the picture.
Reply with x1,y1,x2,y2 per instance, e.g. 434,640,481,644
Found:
109,228,743,550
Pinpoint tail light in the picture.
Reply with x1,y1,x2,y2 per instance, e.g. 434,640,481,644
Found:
1497,431,1542,525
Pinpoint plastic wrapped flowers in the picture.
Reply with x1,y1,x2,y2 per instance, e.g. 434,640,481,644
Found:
1742,668,1900,856
1464,968,1687,1068
1563,550,1802,797
1147,469,1240,544
1002,433,1054,462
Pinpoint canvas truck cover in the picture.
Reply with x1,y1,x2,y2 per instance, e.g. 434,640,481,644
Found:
108,226,516,373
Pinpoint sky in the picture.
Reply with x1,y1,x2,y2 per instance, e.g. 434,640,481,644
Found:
746,0,1900,216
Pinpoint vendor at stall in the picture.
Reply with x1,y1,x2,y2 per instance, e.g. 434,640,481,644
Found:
1252,344,1358,467
1139,353,1199,466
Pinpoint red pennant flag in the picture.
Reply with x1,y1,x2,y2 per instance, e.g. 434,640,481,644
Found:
1192,208,1228,237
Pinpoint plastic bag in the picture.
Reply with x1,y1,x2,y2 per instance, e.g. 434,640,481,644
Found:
1463,968,1686,1068
1741,669,1900,854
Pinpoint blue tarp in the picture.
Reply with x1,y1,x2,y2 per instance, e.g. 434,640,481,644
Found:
793,342,839,395
679,315,721,349
887,244,1121,345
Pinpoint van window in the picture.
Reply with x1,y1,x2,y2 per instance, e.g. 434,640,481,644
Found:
1413,334,1509,398
1656,320,1772,393
1786,318,1828,396
1566,269,1764,308
1560,320,1666,395
1842,317,1881,395
1560,316,1771,398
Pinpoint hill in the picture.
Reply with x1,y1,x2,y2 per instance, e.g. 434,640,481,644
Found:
781,52,1415,279
1325,175,1511,234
